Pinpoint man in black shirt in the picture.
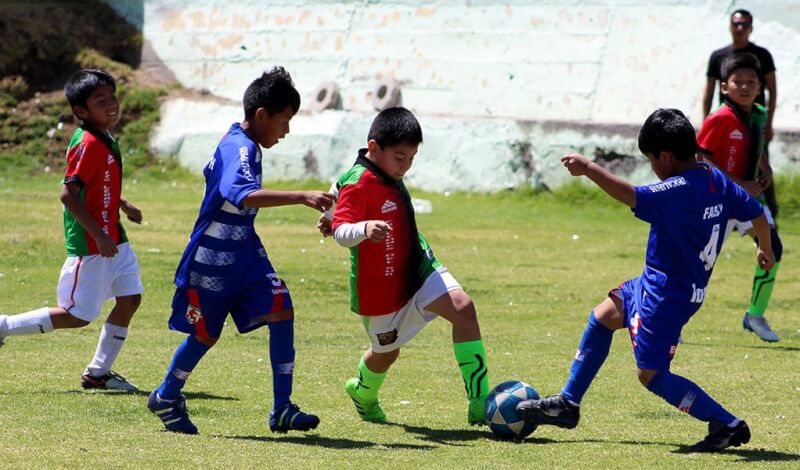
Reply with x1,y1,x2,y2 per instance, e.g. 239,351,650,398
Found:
703,9,778,216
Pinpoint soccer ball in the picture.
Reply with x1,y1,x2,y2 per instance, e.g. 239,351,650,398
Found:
484,380,539,441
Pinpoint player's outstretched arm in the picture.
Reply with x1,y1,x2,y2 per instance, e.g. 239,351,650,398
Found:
561,153,636,207
750,212,775,271
242,190,334,212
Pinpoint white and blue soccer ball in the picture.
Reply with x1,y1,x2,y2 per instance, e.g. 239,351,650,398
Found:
484,380,539,440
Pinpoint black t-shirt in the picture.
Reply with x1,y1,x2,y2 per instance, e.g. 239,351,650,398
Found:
706,42,776,107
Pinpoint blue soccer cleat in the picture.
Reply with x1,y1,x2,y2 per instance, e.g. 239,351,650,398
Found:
147,390,198,435
269,402,320,433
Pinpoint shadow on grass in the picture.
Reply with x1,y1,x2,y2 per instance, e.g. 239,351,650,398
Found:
680,340,800,352
672,445,800,462
222,433,435,450
383,422,489,446
55,389,238,401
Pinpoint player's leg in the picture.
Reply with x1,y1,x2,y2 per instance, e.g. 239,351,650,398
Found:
81,294,141,391
641,368,750,451
517,295,623,429
0,255,106,340
148,287,224,434
417,266,489,425
346,346,398,423
234,268,319,433
424,288,490,425
743,223,782,342
82,244,144,390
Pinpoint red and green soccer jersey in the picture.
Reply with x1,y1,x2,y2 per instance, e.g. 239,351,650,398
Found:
333,152,440,316
697,103,767,180
62,126,127,256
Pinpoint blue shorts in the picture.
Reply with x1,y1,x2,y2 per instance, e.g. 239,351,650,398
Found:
612,279,680,371
169,257,293,340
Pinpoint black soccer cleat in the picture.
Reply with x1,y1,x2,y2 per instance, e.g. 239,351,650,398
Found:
690,420,750,452
516,394,580,429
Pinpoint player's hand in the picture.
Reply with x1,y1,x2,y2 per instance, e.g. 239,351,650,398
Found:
561,153,592,176
757,247,775,271
121,200,143,224
303,191,335,212
741,180,763,197
317,214,333,237
765,124,774,143
365,220,391,243
94,232,118,258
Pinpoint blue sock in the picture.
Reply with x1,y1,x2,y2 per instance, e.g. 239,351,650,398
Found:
647,371,737,425
268,319,295,411
156,335,211,400
561,311,614,405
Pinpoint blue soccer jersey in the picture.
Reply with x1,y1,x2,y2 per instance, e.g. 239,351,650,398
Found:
626,163,762,333
174,123,266,293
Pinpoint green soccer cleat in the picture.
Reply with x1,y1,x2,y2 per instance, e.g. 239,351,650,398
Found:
468,396,488,426
345,377,386,423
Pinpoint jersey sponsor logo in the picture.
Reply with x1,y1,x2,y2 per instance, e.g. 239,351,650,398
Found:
376,328,398,346
690,283,707,303
729,129,744,140
646,177,686,193
678,390,697,413
185,304,203,324
75,144,85,161
107,154,115,165
381,200,397,214
702,204,723,220
239,146,254,181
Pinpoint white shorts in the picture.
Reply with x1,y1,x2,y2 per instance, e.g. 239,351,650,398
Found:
360,267,462,353
56,242,143,322
725,203,775,240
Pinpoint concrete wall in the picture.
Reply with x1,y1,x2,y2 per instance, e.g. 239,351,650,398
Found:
107,0,800,190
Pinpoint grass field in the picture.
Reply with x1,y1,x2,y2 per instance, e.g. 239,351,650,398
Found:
1,169,798,469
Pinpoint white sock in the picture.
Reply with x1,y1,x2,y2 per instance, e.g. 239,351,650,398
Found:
5,308,54,335
85,323,128,377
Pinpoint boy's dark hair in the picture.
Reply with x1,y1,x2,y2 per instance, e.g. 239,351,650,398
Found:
367,107,423,148
243,66,300,119
64,69,116,108
721,52,762,81
730,9,753,22
638,108,697,161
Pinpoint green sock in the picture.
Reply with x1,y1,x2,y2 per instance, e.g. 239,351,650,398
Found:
356,358,386,402
748,261,780,316
453,339,489,400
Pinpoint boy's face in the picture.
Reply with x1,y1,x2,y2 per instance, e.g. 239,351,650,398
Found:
367,140,418,180
252,105,295,148
646,151,672,181
721,68,760,109
74,84,120,132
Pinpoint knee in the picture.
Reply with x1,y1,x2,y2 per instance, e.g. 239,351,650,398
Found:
117,294,142,313
452,294,477,324
636,368,659,388
194,335,217,347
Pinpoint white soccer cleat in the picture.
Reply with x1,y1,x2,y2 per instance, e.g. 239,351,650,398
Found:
742,314,779,342
81,370,139,391
0,314,8,344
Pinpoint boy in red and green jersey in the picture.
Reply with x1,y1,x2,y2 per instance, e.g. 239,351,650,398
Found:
321,107,490,426
697,53,784,342
0,69,143,392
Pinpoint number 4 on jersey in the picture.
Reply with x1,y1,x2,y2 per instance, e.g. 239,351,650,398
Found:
699,224,721,271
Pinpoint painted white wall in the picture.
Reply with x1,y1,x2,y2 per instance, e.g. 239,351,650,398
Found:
108,0,800,190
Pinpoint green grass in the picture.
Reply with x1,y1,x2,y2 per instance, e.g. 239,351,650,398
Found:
0,172,799,469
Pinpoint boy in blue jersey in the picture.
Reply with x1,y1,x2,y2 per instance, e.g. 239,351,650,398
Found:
147,67,334,435
516,109,774,451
